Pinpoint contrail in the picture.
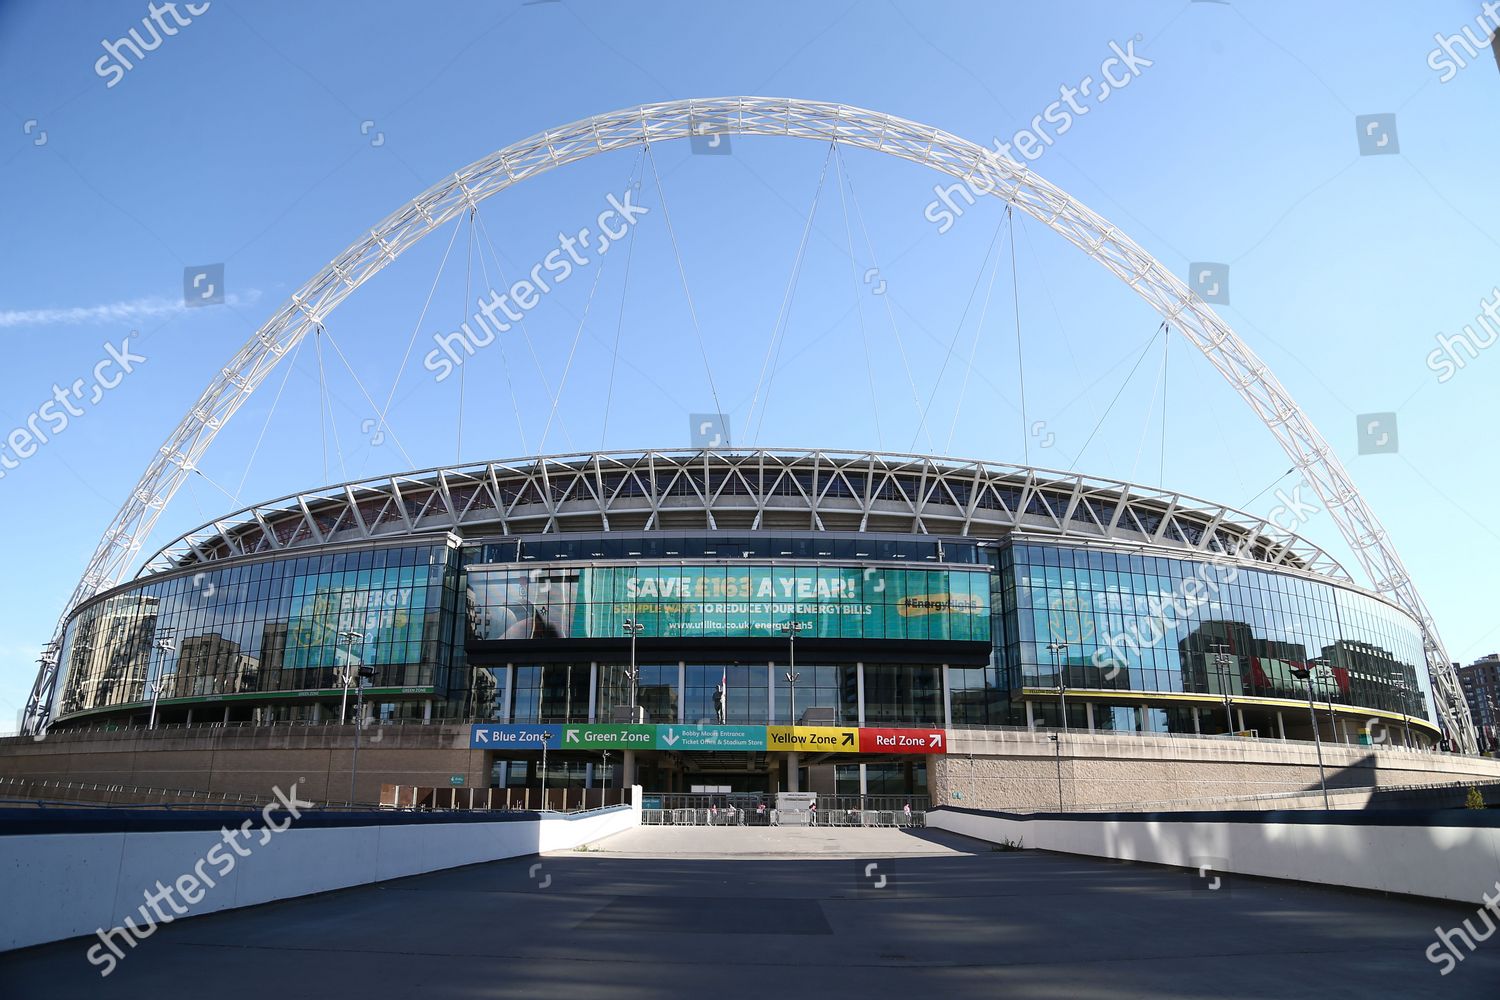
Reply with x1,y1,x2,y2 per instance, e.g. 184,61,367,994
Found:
0,291,260,328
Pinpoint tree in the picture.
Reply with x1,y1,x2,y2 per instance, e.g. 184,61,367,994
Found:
1466,785,1486,810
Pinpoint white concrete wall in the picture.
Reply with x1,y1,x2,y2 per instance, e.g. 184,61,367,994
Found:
928,807,1500,904
1,799,639,954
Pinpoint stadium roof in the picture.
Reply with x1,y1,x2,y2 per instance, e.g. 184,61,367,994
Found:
140,449,1351,582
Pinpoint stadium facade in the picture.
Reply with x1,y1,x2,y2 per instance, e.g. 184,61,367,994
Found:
46,449,1442,795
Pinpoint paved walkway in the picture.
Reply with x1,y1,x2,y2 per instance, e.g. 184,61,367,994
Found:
3,827,1495,999
580,824,972,858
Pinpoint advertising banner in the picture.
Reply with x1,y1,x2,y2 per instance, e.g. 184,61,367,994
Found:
467,563,991,642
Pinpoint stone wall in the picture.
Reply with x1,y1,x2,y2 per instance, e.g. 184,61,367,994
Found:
0,724,480,805
931,727,1500,811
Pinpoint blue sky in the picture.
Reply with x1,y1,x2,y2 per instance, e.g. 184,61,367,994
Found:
1,1,1497,731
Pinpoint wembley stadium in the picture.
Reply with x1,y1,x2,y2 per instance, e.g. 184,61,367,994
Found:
8,98,1487,808
35,448,1443,798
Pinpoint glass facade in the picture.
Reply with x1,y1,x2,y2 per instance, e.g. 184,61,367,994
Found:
51,528,1435,739
1000,541,1433,723
54,543,462,720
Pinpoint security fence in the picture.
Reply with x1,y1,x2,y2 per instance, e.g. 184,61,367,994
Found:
639,792,927,828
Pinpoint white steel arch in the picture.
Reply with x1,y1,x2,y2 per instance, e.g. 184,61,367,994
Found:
23,97,1476,750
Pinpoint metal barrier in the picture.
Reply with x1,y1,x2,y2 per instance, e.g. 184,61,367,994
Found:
637,792,926,827
379,784,629,812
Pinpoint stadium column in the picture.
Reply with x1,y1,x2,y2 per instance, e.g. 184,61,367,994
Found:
767,662,775,722
1085,702,1095,733
587,662,597,722
788,753,800,791
857,663,866,727
1277,712,1286,740
624,750,636,787
941,664,952,727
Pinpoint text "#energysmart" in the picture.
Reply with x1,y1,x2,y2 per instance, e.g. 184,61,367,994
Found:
468,723,947,753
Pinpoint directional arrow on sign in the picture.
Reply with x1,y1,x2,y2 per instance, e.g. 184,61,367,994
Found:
929,732,943,749
477,730,490,743
841,732,855,746
662,729,679,746
565,729,580,744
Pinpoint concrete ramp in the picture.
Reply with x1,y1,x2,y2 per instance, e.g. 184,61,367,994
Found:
568,824,978,858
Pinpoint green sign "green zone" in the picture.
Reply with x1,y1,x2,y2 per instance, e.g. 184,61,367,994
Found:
561,724,655,748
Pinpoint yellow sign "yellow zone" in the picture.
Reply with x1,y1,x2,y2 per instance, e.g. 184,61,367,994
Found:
766,726,859,752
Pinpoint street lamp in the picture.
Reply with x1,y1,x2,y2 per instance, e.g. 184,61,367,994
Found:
1047,734,1064,812
774,621,811,724
622,618,644,720
348,662,376,803
539,730,552,811
148,629,177,730
1310,657,1339,743
1047,641,1069,732
1209,643,1236,736
1290,663,1331,809
337,630,365,722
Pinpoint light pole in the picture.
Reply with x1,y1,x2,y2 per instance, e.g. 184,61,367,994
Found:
1210,643,1236,735
1311,657,1339,743
1048,734,1063,812
1047,641,1069,732
337,629,364,722
148,629,177,730
1290,663,1331,809
775,621,811,724
539,730,552,811
349,663,374,803
622,618,644,720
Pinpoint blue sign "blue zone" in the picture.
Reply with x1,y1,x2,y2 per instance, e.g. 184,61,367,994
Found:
469,724,562,748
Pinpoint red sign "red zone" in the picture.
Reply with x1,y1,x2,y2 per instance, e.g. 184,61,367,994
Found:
857,728,947,754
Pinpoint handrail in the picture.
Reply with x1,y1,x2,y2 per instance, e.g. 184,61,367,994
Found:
1,716,1451,755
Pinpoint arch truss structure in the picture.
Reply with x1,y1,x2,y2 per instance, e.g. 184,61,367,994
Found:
22,97,1477,750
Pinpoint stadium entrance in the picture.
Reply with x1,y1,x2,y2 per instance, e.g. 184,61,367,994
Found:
475,722,940,797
